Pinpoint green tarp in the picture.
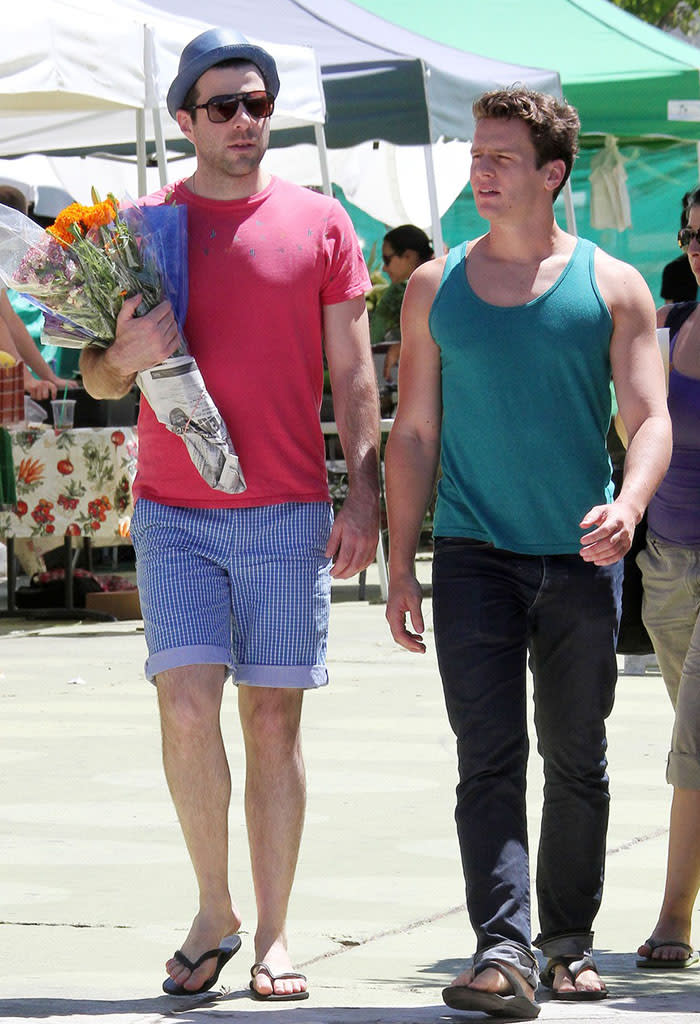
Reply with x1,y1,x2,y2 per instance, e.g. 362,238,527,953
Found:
343,0,700,296
350,0,700,141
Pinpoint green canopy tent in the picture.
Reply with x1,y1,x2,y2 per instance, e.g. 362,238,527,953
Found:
347,0,700,298
349,0,700,142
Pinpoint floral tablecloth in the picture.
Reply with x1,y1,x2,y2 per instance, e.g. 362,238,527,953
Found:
0,425,137,540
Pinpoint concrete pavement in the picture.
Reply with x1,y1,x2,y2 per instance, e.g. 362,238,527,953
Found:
0,556,697,1022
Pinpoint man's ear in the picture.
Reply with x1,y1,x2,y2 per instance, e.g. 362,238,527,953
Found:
544,159,566,194
176,109,194,141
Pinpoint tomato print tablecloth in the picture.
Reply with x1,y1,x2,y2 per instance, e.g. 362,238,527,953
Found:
0,425,137,540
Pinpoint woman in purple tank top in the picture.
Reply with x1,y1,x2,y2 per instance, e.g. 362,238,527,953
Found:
635,188,700,970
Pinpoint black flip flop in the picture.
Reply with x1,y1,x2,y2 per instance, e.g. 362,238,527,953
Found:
636,939,699,969
249,960,309,1001
162,933,242,995
442,960,540,1019
540,954,608,1000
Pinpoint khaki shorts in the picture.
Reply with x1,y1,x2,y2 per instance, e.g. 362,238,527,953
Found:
637,531,700,789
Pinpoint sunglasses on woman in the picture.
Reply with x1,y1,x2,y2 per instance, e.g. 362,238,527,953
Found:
188,91,275,123
678,227,700,249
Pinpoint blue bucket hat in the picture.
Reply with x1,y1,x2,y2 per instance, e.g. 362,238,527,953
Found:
167,28,280,118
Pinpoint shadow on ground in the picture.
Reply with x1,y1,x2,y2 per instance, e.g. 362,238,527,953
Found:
0,953,697,1021
0,992,450,1023
331,951,700,1013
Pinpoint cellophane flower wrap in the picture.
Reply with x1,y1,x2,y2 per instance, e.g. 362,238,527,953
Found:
0,196,245,494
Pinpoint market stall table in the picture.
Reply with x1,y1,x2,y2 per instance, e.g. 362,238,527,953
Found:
0,424,137,616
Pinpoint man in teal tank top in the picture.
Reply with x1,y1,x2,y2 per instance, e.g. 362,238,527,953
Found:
385,87,672,1018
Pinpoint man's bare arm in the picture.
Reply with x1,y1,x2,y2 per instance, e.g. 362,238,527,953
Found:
385,259,444,651
323,294,381,579
580,253,672,565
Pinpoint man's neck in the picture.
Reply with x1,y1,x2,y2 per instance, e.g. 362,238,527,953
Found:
466,216,578,307
484,213,566,265
186,167,271,201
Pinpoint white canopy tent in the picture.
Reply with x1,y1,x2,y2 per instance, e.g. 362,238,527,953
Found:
0,0,327,196
121,0,565,245
0,143,471,236
0,0,565,247
0,0,470,233
0,152,196,216
261,138,472,235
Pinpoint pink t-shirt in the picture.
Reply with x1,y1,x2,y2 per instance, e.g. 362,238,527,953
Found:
133,176,371,508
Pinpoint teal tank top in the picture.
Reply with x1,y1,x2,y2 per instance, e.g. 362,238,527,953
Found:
429,237,614,554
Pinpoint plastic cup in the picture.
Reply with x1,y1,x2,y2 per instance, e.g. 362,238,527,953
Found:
24,396,49,423
51,398,76,430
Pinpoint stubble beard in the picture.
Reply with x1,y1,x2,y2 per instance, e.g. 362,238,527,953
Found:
220,122,269,180
194,121,270,192
224,141,265,178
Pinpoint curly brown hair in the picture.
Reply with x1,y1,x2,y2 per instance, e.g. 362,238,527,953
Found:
473,87,580,201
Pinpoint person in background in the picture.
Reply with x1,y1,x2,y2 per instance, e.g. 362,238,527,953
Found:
371,224,434,382
385,86,671,1018
660,190,698,304
0,185,76,399
635,186,700,971
80,28,379,1001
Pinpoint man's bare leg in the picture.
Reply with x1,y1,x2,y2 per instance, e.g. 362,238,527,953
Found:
637,787,700,963
239,685,307,998
158,664,242,992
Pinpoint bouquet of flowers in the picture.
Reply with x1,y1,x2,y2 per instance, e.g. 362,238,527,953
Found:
0,194,245,494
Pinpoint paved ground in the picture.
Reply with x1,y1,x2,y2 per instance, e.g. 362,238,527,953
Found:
0,556,697,1022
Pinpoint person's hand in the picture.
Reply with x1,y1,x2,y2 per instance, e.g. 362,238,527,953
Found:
24,371,56,401
105,295,181,377
385,572,426,653
579,500,639,565
325,487,380,579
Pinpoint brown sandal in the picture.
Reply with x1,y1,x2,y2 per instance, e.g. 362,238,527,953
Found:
443,960,540,1019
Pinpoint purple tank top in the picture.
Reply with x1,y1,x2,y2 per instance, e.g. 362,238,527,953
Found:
648,302,700,546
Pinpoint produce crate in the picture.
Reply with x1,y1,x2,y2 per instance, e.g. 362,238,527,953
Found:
85,588,142,620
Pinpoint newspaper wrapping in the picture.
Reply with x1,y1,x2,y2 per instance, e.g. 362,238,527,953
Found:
137,355,246,494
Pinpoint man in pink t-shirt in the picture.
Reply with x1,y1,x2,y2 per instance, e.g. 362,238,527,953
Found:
81,27,379,1002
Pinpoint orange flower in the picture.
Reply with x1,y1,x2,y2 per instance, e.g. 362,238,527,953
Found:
47,221,76,247
48,202,86,244
82,199,117,230
47,197,117,247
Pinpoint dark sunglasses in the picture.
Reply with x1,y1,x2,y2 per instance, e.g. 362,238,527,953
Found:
678,227,700,249
188,91,275,123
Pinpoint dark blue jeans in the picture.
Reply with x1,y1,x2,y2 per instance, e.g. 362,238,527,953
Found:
432,538,623,982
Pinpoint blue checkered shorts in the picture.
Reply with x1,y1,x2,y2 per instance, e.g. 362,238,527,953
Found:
130,498,333,688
